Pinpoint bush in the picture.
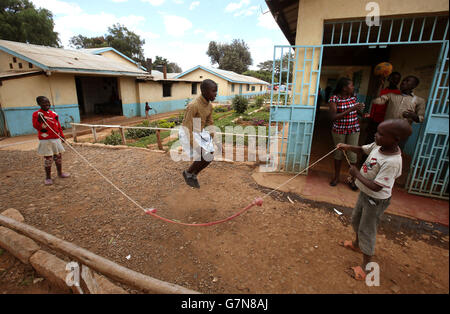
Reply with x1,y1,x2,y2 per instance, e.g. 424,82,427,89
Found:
255,96,265,107
232,95,249,114
103,131,123,146
214,106,227,113
167,113,184,125
157,119,176,129
126,121,155,139
252,119,266,126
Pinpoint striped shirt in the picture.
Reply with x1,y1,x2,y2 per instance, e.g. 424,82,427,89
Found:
329,95,360,135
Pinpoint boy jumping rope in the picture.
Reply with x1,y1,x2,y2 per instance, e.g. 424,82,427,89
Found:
337,119,412,281
179,79,218,189
32,96,70,185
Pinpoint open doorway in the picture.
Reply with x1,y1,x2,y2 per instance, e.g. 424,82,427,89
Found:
75,76,122,120
310,43,442,186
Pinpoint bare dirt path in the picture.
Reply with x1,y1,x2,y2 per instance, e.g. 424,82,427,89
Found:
0,146,448,294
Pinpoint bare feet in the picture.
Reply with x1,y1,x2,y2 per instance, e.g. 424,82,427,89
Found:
339,240,362,253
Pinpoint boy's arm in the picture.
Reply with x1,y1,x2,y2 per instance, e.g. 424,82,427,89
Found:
337,143,364,154
349,166,383,192
183,105,196,145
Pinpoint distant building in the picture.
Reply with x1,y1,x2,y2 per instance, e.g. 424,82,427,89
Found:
0,40,200,136
175,65,269,102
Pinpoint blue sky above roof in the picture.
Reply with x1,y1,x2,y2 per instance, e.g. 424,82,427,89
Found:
30,0,289,72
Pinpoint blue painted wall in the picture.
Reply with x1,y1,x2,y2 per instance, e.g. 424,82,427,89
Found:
216,92,267,102
3,104,81,137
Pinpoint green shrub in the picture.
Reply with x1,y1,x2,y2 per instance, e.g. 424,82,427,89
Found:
255,96,265,107
232,95,249,114
214,106,227,113
103,131,123,146
157,119,176,129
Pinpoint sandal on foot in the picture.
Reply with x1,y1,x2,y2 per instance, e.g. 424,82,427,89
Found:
339,240,362,253
59,173,71,179
349,266,367,281
45,179,53,186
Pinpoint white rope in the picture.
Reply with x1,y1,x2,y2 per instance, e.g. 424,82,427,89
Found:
40,112,340,215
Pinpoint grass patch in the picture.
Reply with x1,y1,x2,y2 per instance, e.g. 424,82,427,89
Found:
127,131,171,148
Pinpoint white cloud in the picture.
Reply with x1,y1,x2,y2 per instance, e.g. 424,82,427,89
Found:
225,0,250,13
111,0,128,2
31,0,82,15
145,40,210,71
163,15,193,37
141,0,165,6
55,13,147,47
257,12,280,30
248,37,289,70
173,0,184,3
189,1,200,10
234,5,258,17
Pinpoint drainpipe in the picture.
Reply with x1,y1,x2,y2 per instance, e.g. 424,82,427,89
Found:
163,64,167,80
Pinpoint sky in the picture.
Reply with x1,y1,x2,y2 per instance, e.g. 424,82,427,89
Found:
30,0,290,72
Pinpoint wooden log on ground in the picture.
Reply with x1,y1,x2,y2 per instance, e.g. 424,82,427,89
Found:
120,127,127,145
0,214,199,294
156,130,164,150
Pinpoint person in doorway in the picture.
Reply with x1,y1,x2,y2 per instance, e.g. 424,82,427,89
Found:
363,72,402,156
329,78,365,190
337,119,412,281
32,96,70,186
179,79,218,189
371,75,426,150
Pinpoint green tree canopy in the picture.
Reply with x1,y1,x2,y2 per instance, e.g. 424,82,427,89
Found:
0,0,60,47
70,24,146,65
207,39,252,74
152,56,182,73
242,70,272,83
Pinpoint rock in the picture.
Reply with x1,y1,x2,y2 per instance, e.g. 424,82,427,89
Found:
1,208,24,223
0,227,40,264
29,250,72,293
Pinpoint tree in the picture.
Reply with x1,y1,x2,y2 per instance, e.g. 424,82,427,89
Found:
151,56,182,73
69,24,145,64
0,0,60,47
257,53,294,84
206,39,252,74
242,70,272,83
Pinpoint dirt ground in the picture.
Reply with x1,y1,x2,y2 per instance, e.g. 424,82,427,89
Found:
0,146,448,294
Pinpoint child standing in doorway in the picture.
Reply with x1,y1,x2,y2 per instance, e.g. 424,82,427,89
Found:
32,96,70,185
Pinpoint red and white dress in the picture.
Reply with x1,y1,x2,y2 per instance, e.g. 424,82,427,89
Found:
32,109,66,156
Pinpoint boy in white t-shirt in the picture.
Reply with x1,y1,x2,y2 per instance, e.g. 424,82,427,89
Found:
337,119,412,281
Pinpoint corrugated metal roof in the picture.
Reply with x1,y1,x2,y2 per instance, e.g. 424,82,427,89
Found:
176,65,270,85
0,40,149,77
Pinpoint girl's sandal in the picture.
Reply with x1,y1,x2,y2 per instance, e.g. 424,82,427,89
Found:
45,179,53,186
59,173,71,179
339,240,362,253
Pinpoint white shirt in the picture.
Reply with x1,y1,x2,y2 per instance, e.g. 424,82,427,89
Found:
355,143,403,200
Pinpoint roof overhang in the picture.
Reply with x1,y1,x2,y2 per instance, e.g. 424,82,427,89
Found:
265,0,299,45
176,65,271,85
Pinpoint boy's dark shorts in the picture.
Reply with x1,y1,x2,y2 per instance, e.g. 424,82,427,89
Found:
352,192,391,256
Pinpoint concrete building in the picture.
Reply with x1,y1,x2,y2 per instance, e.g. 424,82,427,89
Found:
0,40,200,137
175,65,269,102
265,0,449,198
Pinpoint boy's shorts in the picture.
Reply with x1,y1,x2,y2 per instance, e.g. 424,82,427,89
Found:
352,192,391,256
331,131,360,163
